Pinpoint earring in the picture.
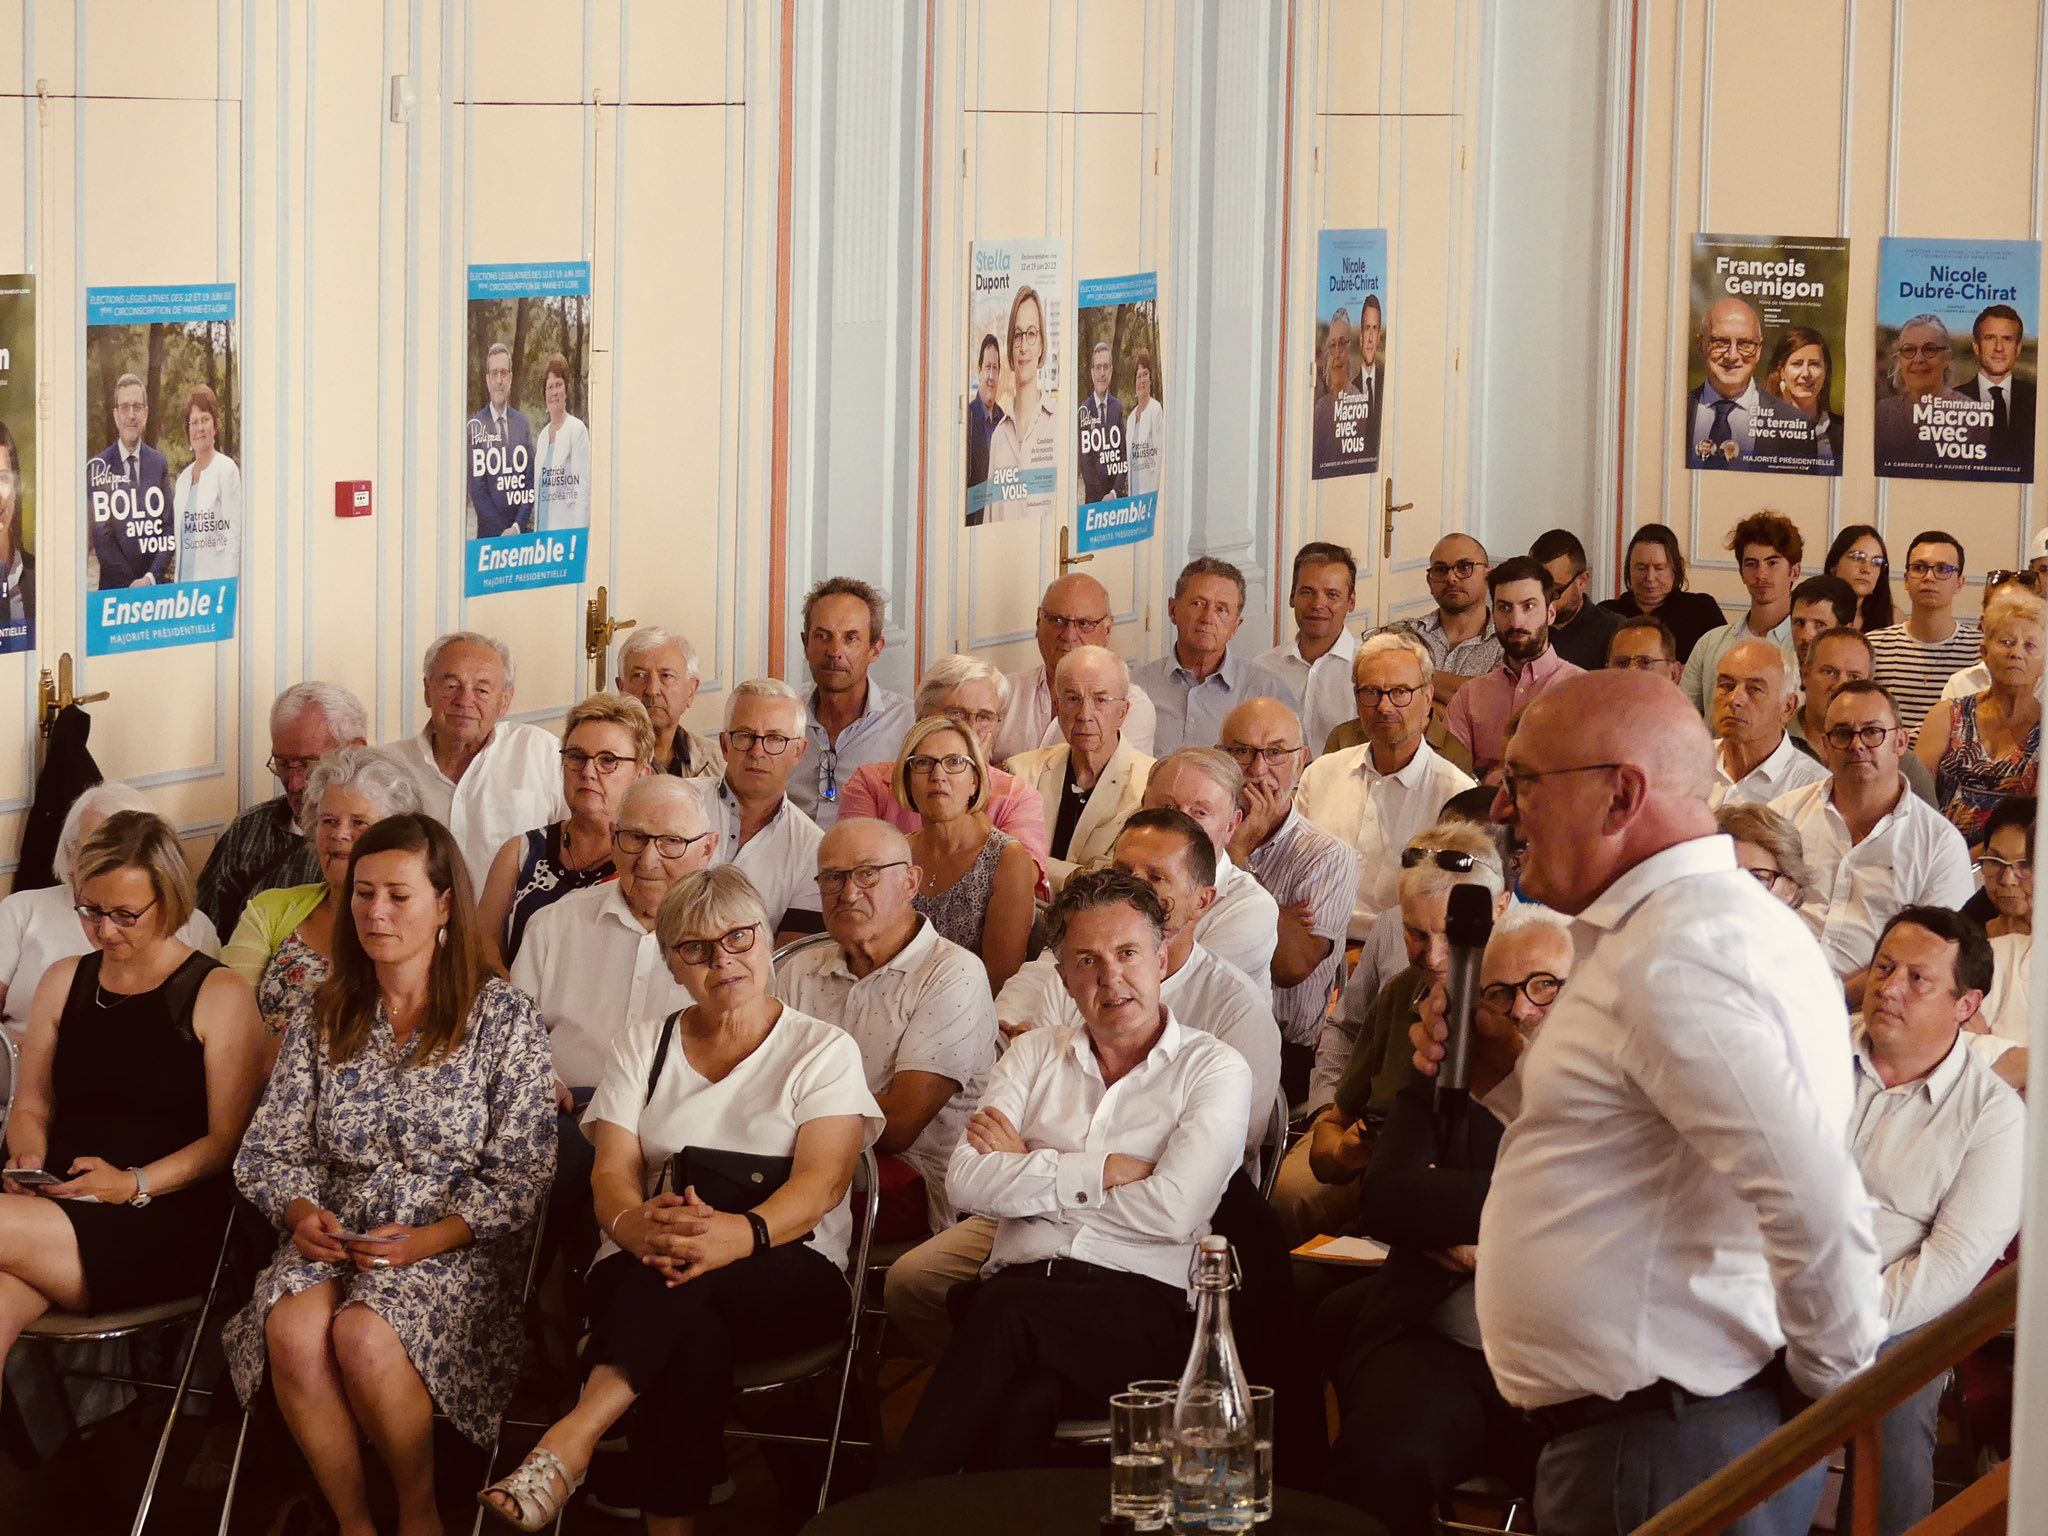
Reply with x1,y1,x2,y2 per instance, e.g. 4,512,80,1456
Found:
436,926,448,948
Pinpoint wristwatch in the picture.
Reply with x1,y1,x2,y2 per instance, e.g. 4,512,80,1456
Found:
127,1167,152,1208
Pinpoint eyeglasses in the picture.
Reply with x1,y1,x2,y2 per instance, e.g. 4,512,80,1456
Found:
1057,691,1126,712
819,747,839,804
724,728,796,755
669,923,760,965
1704,336,1762,360
818,861,910,895
1745,865,1797,897
1400,847,1486,873
266,753,323,779
1905,561,1961,580
1607,654,1672,673
561,748,635,776
906,753,974,777
1975,854,2032,882
1837,550,1887,570
1822,723,1900,750
1355,683,1422,708
615,827,711,859
1985,569,2044,592
1497,761,1624,805
1479,972,1565,1011
1040,610,1110,634
1894,342,1952,361
75,898,159,930
1223,743,1302,767
1012,325,1042,345
944,706,1004,732
1427,560,1485,581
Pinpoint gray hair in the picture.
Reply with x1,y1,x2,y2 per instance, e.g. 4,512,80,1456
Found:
298,747,422,837
1887,313,1959,393
1355,626,1436,691
655,865,770,953
1146,746,1243,804
423,630,516,688
915,652,1013,717
1052,644,1130,697
619,774,711,830
270,681,369,745
724,676,810,736
617,625,701,683
56,781,154,887
486,341,512,366
113,372,147,398
1489,902,1571,943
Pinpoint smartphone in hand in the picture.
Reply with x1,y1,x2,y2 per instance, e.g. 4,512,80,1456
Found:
5,1168,63,1189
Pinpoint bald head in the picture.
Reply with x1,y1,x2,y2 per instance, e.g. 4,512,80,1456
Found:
1218,697,1308,797
819,816,914,872
1037,573,1115,670
1711,638,1795,752
1520,670,1714,799
817,816,923,959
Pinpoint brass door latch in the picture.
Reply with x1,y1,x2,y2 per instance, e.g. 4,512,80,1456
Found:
38,654,109,737
585,586,636,694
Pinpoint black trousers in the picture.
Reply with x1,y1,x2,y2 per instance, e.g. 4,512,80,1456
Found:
583,1244,848,1517
1327,1326,1538,1535
883,1260,1190,1480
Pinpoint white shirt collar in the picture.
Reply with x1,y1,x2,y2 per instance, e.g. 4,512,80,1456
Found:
1284,626,1360,671
1573,834,1736,936
1852,1024,1972,1108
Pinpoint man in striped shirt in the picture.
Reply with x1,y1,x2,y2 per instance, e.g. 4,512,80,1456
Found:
1868,530,1980,740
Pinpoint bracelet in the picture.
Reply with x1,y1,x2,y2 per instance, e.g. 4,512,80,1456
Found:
607,1208,630,1245
744,1210,771,1255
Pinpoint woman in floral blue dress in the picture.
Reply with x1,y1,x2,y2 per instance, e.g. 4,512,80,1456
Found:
223,813,555,1536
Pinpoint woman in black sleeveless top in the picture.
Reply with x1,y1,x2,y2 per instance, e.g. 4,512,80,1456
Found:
0,810,264,1349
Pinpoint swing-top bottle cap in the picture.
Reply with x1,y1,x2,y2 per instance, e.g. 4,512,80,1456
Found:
1198,1234,1229,1254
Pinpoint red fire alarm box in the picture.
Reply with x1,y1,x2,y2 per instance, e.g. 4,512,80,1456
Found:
335,480,373,518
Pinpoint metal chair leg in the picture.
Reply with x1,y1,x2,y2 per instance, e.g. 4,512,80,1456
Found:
131,1226,235,1536
212,1409,251,1536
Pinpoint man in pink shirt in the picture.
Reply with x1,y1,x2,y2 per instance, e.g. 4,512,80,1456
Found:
1444,555,1584,779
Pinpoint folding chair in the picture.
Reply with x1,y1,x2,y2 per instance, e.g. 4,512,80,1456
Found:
771,932,838,970
17,1212,239,1536
0,1025,18,1141
1257,1085,1290,1201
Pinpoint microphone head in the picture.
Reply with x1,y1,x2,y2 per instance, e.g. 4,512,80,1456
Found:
1445,882,1495,947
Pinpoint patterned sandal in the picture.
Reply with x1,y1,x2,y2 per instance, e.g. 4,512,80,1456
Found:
477,1445,584,1531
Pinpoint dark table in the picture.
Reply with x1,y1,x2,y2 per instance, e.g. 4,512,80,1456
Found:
802,1468,1386,1534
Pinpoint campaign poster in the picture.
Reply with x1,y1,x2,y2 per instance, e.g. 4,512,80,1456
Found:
1073,272,1160,554
0,275,35,656
1310,228,1387,480
1683,234,1849,476
1874,238,2039,483
964,238,1065,527
83,285,240,656
464,261,593,595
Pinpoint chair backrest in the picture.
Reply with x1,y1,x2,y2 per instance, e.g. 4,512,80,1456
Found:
0,1026,18,1140
1257,1084,1289,1200
772,931,840,971
844,1147,881,1283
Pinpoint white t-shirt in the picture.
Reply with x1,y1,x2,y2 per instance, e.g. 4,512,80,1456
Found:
585,1003,882,1271
0,884,221,1032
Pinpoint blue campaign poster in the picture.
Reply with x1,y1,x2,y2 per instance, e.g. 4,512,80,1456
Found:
464,261,594,593
1310,229,1387,480
1074,271,1161,554
83,284,241,655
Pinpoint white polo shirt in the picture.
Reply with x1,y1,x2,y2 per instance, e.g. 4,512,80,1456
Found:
390,721,566,899
715,781,824,930
1296,736,1476,938
1708,732,1831,809
774,918,997,1231
1769,777,1977,979
509,883,687,1091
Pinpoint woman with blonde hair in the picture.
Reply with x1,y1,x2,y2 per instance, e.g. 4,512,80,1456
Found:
1915,588,2043,846
1715,801,1812,908
898,713,1036,992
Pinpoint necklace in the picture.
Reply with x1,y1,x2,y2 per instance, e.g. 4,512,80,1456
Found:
92,979,129,1010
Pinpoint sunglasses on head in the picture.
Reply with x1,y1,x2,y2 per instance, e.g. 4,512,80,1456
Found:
1985,569,2044,593
1401,847,1482,873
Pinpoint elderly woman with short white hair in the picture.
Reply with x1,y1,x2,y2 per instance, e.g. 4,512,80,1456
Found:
837,653,1049,879
222,746,422,1049
0,783,220,1036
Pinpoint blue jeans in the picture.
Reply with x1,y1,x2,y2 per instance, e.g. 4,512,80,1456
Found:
1873,1330,1946,1536
1534,1379,1826,1536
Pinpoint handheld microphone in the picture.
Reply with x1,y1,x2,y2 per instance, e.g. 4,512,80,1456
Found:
1434,883,1495,1118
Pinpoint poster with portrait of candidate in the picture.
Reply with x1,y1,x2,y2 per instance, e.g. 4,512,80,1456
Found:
1310,228,1387,480
0,275,36,657
83,285,240,656
1874,238,2039,483
965,238,1065,527
464,262,593,595
1073,272,1161,554
1684,234,1848,476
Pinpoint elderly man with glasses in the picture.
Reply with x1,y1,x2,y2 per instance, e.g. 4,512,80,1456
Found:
712,678,826,938
993,573,1157,763
1006,646,1154,894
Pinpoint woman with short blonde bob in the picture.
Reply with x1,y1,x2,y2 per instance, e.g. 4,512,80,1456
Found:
1715,801,1812,909
898,713,1036,992
1,812,263,1372
481,866,880,1532
1916,589,2043,846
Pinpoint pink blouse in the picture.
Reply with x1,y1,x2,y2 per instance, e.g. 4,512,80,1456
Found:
838,761,1050,887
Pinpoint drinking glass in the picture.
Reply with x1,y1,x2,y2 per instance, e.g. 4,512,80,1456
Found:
1109,1390,1172,1531
1248,1385,1275,1522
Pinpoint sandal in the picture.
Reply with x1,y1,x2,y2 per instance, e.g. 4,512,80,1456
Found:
477,1445,584,1531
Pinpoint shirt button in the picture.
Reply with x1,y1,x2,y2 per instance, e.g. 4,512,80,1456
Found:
1076,1191,1089,1203
750,1172,764,1184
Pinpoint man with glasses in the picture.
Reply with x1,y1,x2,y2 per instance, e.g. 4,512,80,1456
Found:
1790,627,1941,806
1605,614,1682,682
1299,629,1474,941
389,631,567,899
87,373,177,588
1706,639,1828,809
1411,669,1882,1536
1679,510,1804,714
1244,542,1364,760
1770,680,1973,1005
1221,698,1353,1094
1134,557,1251,754
1686,296,1814,471
1007,646,1153,893
1532,528,1620,671
1400,534,1502,715
1875,315,1985,476
993,573,1157,763
775,818,995,1241
712,677,825,936
510,775,715,1268
1867,530,1979,737
197,681,368,937
785,577,913,830
1446,557,1585,781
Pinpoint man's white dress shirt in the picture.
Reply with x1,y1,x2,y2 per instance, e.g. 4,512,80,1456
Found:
1708,732,1831,809
392,722,567,899
774,918,997,1232
1199,856,1280,985
715,781,825,930
510,883,686,1090
1475,835,1884,1408
946,1010,1253,1295
1240,628,1361,763
1769,776,1976,979
1296,736,1476,939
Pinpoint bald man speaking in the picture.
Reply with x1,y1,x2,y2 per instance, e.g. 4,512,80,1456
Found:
1413,671,1882,1536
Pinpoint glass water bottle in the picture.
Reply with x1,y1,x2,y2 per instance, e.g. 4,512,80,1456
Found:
1170,1235,1256,1531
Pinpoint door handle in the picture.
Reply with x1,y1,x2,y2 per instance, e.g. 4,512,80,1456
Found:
38,654,109,737
584,585,637,694
1057,523,1095,574
1382,479,1415,561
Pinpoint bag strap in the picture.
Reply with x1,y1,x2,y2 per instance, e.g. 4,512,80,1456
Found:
645,1009,683,1104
